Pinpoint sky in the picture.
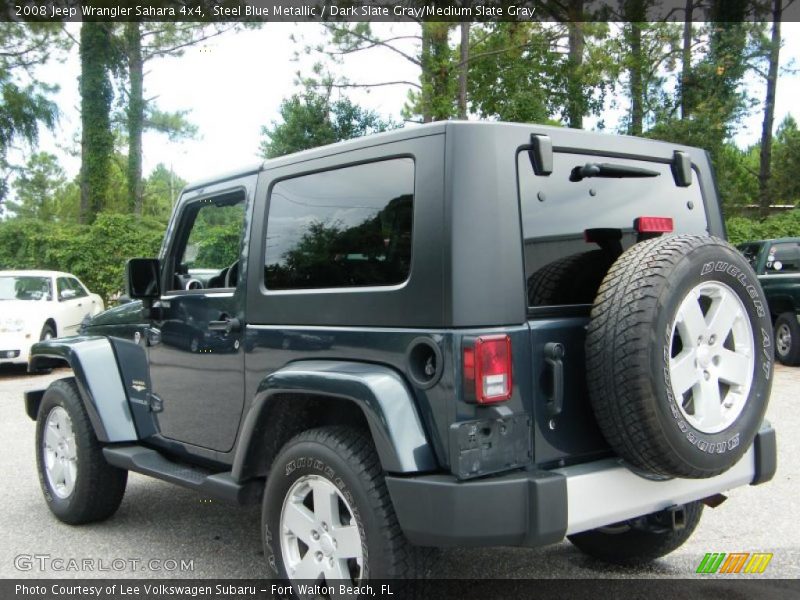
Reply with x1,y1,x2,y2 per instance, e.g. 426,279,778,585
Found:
19,21,800,188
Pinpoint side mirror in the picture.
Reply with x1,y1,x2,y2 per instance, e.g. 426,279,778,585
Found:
127,258,161,300
59,289,77,300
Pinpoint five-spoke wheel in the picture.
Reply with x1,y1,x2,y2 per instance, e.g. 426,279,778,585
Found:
262,426,426,584
42,406,78,499
669,281,754,434
35,378,127,524
280,475,363,582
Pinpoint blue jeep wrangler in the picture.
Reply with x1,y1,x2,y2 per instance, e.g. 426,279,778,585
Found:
26,122,776,582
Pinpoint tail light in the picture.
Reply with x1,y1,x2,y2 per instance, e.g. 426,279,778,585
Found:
463,335,513,404
634,216,673,234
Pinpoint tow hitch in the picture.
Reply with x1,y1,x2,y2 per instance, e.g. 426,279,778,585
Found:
636,505,688,533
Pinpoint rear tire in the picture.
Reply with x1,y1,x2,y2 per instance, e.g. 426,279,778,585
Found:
262,426,428,583
568,501,703,565
774,312,800,366
35,378,127,524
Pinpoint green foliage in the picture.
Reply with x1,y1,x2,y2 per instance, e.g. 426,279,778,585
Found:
141,163,185,222
403,23,458,122
6,152,67,220
726,210,800,245
0,213,164,303
771,115,800,205
116,22,245,214
145,108,199,142
260,87,395,159
613,16,682,134
467,23,560,124
646,115,742,197
0,23,68,210
716,144,760,211
79,23,116,223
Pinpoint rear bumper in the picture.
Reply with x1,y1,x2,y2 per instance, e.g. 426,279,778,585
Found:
386,424,776,548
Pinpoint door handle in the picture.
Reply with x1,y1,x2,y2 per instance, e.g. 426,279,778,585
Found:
208,317,241,334
544,342,565,417
77,303,82,307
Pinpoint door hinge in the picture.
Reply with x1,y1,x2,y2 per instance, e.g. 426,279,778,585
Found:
149,393,163,413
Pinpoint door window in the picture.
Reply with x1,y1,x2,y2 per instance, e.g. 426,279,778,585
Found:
170,191,246,291
66,277,88,298
56,277,76,301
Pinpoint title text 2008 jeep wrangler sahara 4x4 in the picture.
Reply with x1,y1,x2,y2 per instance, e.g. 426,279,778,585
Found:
25,122,776,582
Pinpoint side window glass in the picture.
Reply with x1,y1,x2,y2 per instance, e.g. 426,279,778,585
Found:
264,159,414,290
173,192,246,290
765,243,800,274
57,277,73,301
68,278,88,298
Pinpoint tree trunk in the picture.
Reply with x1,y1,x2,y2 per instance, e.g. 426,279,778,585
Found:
628,20,644,136
624,0,647,136
759,0,782,219
420,25,432,123
681,0,694,119
458,22,470,119
126,22,144,217
79,23,114,225
566,0,585,129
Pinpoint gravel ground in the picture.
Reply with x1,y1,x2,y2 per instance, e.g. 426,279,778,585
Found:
0,363,797,580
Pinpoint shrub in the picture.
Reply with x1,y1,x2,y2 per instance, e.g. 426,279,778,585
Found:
726,210,800,245
0,213,164,303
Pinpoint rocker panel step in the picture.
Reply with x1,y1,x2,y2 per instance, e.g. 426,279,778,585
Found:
102,445,261,505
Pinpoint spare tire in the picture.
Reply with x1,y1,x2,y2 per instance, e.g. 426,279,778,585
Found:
586,235,773,479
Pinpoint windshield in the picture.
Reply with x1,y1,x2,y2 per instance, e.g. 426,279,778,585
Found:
0,276,53,301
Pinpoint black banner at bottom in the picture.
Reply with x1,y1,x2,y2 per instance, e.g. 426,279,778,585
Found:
4,579,800,600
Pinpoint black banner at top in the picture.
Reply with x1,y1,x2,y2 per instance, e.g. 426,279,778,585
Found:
4,0,800,23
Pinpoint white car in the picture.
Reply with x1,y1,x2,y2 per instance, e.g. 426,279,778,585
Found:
0,270,104,366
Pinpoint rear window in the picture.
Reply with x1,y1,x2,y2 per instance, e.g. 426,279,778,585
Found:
764,241,800,274
265,158,414,290
518,151,707,309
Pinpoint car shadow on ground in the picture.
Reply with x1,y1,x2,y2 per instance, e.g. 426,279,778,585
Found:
0,365,70,380
0,364,32,379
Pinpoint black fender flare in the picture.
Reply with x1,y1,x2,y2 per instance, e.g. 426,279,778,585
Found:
232,360,437,479
28,337,138,443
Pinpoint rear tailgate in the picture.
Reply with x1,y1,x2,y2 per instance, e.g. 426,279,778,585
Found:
518,146,709,466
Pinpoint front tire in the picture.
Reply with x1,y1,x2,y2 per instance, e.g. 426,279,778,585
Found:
262,426,423,584
774,312,800,366
35,378,127,524
568,501,703,565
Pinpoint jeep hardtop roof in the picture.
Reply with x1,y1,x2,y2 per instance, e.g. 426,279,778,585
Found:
183,121,708,193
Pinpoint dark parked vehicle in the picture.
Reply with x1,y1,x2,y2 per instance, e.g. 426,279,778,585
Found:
738,238,800,366
25,122,776,583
